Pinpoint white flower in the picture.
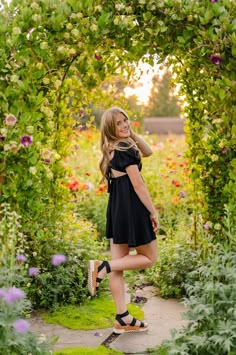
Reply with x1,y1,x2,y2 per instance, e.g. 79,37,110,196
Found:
40,42,48,50
90,23,98,31
12,27,21,35
54,80,62,90
211,154,218,162
29,167,37,175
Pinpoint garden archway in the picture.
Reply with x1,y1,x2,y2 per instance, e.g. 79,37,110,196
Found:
0,0,235,243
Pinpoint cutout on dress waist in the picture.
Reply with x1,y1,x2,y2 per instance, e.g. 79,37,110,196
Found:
111,168,127,178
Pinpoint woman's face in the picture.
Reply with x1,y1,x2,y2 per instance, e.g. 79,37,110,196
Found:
114,112,130,139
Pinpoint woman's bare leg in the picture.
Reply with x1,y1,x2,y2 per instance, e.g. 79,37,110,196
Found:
108,240,129,314
98,239,157,328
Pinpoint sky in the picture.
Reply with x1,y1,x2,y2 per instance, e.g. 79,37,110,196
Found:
124,61,161,105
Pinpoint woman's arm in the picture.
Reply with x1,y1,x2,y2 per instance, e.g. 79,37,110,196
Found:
130,131,153,157
126,164,159,232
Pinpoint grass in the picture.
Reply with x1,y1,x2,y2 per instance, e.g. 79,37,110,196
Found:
42,295,144,330
54,345,123,354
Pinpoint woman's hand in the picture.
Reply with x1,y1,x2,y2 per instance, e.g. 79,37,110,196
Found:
150,213,159,233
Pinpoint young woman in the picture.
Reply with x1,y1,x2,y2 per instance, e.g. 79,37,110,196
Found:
88,107,158,334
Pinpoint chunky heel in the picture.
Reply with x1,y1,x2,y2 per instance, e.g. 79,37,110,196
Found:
113,310,149,334
88,260,111,297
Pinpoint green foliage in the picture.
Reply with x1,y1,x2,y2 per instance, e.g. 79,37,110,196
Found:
23,216,102,309
54,345,123,355
145,70,182,118
151,244,236,355
145,232,200,299
42,296,144,330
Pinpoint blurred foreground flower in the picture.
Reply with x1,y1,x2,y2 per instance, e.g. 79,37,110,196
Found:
4,287,25,304
5,114,17,126
13,319,30,333
52,254,66,266
16,254,27,262
29,267,39,277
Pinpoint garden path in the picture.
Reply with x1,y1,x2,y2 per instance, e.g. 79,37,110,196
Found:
30,286,187,354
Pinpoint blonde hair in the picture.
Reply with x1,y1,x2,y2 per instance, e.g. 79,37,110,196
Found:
99,107,136,179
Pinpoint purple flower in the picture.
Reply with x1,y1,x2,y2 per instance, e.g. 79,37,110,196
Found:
20,135,33,147
28,267,39,277
210,55,222,65
94,331,103,336
4,287,25,304
203,223,210,231
16,254,27,262
79,125,87,132
210,0,218,2
5,114,17,126
0,134,5,141
179,190,186,198
221,147,228,154
52,254,66,266
13,319,30,333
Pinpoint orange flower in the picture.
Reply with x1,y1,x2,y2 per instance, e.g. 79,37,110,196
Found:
132,121,140,127
85,172,91,176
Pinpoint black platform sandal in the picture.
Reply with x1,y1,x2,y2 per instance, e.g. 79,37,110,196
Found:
88,260,111,296
113,310,149,334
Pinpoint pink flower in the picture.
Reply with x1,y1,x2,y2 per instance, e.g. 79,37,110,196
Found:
221,147,228,154
20,135,33,146
179,191,186,198
4,287,25,304
52,254,66,266
16,254,27,262
13,319,30,333
5,114,17,126
203,223,210,230
28,267,39,277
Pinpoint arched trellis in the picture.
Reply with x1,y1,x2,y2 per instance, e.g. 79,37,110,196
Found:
0,0,235,242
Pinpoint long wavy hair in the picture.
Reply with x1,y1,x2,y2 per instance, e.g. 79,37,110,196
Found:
99,107,137,179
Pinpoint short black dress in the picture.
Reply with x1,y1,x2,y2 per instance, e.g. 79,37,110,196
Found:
106,141,157,247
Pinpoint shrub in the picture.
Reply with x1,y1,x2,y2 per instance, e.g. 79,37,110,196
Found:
152,244,236,355
145,227,200,299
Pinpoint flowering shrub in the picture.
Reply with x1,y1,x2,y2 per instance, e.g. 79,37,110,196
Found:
0,270,52,354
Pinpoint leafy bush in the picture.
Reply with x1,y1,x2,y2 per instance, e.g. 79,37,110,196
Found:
151,244,236,355
145,229,200,298
23,216,103,309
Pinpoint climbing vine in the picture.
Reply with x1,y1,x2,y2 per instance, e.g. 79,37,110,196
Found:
0,0,235,243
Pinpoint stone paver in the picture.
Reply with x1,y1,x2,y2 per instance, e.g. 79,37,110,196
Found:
30,287,187,354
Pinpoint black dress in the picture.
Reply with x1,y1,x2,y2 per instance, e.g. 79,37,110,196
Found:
106,142,157,247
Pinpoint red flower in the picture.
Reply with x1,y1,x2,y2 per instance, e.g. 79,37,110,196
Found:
68,180,79,191
171,179,181,187
132,121,140,127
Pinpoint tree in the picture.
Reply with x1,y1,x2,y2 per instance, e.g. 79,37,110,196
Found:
145,71,181,117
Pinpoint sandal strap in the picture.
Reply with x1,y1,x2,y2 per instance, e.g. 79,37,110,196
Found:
98,260,111,274
115,310,129,326
130,317,144,327
130,317,137,327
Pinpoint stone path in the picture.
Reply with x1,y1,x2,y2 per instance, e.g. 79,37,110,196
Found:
30,287,187,354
